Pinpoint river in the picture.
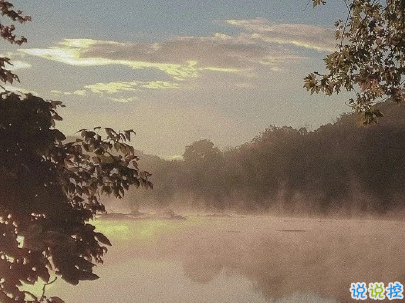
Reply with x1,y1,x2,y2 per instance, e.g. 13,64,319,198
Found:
47,215,405,302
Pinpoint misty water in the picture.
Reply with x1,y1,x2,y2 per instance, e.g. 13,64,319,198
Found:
47,215,405,303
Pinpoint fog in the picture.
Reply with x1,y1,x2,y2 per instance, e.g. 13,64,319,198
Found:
121,102,405,218
46,215,405,303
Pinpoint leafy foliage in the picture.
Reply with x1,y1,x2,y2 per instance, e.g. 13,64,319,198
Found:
305,0,405,123
0,2,151,303
183,140,221,163
0,93,151,303
0,1,31,85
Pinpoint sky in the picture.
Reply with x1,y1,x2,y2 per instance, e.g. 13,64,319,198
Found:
2,0,351,158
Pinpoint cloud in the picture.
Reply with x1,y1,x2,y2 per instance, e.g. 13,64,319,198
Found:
2,84,38,96
107,96,139,103
51,89,87,96
7,60,32,71
141,81,180,90
20,39,201,80
19,39,220,80
84,81,139,94
84,80,179,94
226,18,336,52
87,80,180,94
79,35,295,70
51,80,180,99
20,27,305,81
0,51,32,71
19,18,333,101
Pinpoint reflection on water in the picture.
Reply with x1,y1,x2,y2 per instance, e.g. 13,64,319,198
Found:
49,216,405,303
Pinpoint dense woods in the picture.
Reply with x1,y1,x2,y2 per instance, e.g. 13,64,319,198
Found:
130,101,405,216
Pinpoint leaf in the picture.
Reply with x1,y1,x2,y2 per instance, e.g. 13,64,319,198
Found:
94,232,112,246
52,129,66,142
105,127,116,138
53,113,63,121
61,274,79,285
77,271,100,281
49,297,66,303
50,100,64,108
37,268,51,284
124,130,135,141
114,142,121,152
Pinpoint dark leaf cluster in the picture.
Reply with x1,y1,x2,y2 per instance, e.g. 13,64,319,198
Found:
0,1,30,86
0,93,151,303
306,0,405,123
0,2,152,303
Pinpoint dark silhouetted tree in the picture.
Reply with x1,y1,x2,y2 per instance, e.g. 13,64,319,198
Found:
0,3,151,303
305,0,405,123
183,139,221,163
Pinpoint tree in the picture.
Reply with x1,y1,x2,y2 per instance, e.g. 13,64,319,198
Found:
0,2,151,303
183,139,221,163
182,140,227,208
305,0,405,123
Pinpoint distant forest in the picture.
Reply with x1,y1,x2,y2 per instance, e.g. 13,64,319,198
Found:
126,101,405,216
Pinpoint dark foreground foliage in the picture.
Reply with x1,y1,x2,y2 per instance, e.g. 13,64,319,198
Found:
0,2,151,302
0,92,151,303
306,0,405,123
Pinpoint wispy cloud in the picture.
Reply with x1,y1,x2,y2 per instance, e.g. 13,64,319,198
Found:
20,39,240,81
7,60,32,71
20,39,201,80
84,80,179,94
19,21,309,81
51,80,179,99
226,18,336,52
51,89,87,96
0,51,32,71
84,81,138,94
19,18,333,103
2,84,38,96
107,96,139,103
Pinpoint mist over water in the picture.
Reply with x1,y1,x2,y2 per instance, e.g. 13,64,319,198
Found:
45,103,405,302
48,215,405,303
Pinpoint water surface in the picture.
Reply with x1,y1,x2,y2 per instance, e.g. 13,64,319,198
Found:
48,215,405,302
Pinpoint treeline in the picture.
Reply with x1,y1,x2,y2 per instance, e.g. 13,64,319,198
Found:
127,102,405,216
